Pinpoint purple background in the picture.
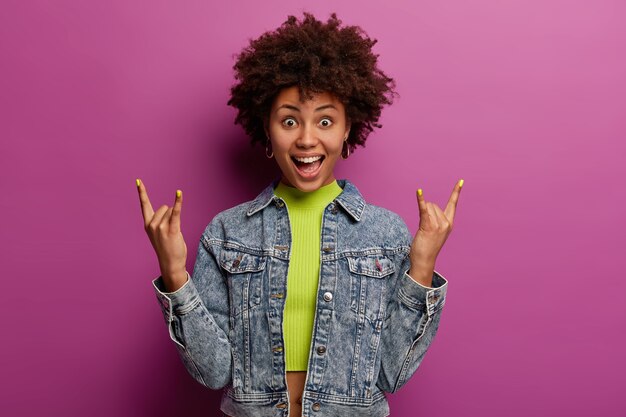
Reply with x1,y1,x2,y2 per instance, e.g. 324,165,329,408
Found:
1,1,624,416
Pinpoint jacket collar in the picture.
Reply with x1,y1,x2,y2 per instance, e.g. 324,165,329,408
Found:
246,178,365,221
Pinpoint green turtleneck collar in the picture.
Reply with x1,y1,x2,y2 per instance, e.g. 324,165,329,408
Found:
273,180,343,209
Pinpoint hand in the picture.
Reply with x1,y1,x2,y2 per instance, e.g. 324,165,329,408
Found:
136,179,188,291
409,179,464,286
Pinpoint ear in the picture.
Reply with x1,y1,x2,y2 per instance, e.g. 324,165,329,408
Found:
344,118,351,139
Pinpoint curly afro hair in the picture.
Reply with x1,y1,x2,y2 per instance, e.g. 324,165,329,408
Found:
227,12,399,153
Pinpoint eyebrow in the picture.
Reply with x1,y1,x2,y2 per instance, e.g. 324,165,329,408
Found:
275,104,337,113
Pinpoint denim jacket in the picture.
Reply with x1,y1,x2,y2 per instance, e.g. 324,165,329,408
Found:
152,179,449,417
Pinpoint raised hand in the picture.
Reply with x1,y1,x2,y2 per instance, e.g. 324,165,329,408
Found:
136,179,188,292
408,179,464,287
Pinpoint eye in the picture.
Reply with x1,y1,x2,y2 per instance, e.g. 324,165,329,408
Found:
281,117,297,128
320,117,333,127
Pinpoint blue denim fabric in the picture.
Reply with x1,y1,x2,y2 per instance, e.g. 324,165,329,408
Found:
152,179,448,417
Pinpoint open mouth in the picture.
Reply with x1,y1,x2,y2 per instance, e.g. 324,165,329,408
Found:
291,155,325,177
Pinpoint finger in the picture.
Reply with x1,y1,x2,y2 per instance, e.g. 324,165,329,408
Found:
426,202,438,228
416,187,427,216
431,202,450,229
162,206,174,229
149,205,170,232
170,189,182,233
136,179,155,228
444,179,463,223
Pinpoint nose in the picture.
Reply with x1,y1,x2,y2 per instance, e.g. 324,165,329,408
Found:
296,123,318,148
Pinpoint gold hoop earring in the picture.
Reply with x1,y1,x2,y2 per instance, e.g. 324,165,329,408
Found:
341,139,350,159
265,138,273,158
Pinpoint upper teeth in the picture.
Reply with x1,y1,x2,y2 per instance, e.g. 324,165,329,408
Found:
294,155,322,163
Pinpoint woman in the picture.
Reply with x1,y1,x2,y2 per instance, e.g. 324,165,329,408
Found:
137,12,463,417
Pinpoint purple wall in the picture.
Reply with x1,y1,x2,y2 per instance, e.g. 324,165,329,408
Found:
1,1,624,416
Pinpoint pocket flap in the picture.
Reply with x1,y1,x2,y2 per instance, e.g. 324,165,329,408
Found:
347,255,395,278
220,248,266,273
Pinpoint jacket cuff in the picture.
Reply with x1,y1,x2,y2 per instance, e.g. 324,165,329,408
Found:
397,270,448,317
151,271,199,314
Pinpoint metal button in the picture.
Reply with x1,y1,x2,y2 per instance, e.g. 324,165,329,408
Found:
375,258,382,272
276,402,287,409
330,203,338,214
323,292,333,302
312,402,321,411
275,199,284,208
316,345,326,355
232,254,243,268
322,247,333,252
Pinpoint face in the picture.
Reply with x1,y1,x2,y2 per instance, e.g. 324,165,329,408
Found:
265,85,351,192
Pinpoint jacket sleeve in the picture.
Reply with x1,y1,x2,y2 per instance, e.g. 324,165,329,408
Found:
151,225,232,390
375,232,449,393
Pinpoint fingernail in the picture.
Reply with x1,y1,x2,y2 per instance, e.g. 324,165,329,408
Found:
417,189,423,197
459,179,464,188
136,179,141,187
176,190,181,198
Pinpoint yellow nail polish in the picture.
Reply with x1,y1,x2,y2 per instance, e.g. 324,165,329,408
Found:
459,179,464,188
176,190,181,198
136,179,140,187
417,189,423,197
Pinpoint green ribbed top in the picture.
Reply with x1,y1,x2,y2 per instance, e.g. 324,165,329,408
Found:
273,180,343,371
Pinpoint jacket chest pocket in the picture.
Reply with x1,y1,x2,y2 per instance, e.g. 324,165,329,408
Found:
347,255,395,324
219,248,266,318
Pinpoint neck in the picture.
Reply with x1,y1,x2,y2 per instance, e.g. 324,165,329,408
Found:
273,179,343,209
